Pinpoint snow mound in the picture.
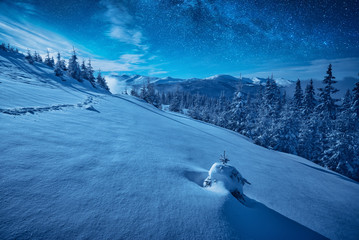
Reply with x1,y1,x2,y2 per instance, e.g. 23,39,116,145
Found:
204,162,250,199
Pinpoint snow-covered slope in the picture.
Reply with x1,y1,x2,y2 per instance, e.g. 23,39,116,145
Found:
1,52,359,240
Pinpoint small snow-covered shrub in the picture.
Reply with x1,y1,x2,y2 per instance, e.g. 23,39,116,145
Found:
204,152,250,201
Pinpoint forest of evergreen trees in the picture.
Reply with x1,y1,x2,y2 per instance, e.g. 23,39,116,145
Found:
134,65,359,181
0,43,110,91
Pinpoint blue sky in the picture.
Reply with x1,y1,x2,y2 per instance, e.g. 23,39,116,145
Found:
0,0,358,81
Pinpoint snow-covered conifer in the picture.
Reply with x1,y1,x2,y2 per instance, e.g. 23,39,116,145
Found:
130,87,138,97
226,87,246,132
80,60,88,80
33,51,42,63
25,50,34,64
0,43,6,51
298,115,321,161
303,79,316,116
44,50,54,67
68,48,81,81
293,79,303,110
264,77,280,117
317,64,339,120
86,59,96,86
50,56,55,67
54,52,65,77
96,70,110,91
273,104,300,154
169,90,182,112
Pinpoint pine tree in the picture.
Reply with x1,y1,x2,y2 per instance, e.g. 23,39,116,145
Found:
264,77,280,118
44,50,54,67
169,90,181,112
96,70,110,91
80,60,88,80
342,90,352,111
144,80,158,107
160,92,166,105
273,103,300,154
54,52,66,77
86,59,96,86
293,79,303,111
130,87,138,97
140,82,146,99
298,114,321,161
215,91,229,126
317,64,339,120
254,78,281,147
33,51,39,62
226,87,246,132
324,83,358,180
25,50,34,64
59,53,67,70
0,43,6,51
68,47,81,81
188,93,201,119
50,56,55,67
315,64,340,167
325,89,357,177
303,79,316,116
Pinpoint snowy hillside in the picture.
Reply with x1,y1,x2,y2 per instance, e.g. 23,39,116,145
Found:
1,51,359,240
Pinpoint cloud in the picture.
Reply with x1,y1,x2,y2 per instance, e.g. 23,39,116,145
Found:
119,54,145,64
1,0,38,16
0,3,165,77
0,14,156,74
0,15,75,57
243,58,359,81
101,0,148,50
90,53,148,72
148,70,168,76
103,75,119,94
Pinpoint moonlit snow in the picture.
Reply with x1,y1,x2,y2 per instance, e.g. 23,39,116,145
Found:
1,51,359,240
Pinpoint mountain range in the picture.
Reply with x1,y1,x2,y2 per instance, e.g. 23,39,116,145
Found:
111,73,357,98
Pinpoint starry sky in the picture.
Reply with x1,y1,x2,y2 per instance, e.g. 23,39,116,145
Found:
0,0,358,80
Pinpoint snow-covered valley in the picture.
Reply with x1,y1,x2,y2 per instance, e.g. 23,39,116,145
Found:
1,52,359,240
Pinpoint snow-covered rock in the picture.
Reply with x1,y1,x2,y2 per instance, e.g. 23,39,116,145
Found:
204,162,249,197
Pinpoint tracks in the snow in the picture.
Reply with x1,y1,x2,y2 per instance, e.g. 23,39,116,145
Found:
0,96,97,116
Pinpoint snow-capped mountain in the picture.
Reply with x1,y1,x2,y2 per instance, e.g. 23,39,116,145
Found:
112,73,356,99
1,46,359,240
111,73,295,97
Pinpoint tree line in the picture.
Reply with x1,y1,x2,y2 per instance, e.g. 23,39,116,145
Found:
134,65,359,181
1,43,109,91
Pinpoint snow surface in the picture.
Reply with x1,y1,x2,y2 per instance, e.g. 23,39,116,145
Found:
1,51,359,240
